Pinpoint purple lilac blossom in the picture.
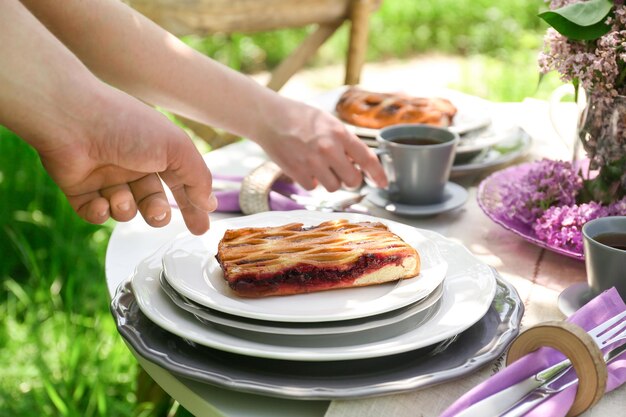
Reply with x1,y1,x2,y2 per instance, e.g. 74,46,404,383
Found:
609,197,626,215
532,197,626,252
500,159,582,224
533,202,610,252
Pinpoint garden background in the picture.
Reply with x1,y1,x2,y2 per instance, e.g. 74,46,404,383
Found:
0,1,562,416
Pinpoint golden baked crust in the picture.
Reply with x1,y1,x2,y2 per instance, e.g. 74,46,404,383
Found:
335,87,457,130
215,219,420,297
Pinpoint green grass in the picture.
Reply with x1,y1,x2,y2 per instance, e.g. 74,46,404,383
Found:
0,128,139,416
1,1,561,415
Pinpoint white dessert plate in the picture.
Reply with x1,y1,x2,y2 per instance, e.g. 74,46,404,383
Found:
161,211,448,323
307,86,492,139
131,229,497,361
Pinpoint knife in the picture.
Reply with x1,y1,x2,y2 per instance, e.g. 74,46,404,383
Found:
454,342,626,417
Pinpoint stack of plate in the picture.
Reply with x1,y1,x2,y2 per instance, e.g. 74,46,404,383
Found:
111,211,524,399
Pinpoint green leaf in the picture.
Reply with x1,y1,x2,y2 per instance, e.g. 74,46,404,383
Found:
539,0,613,41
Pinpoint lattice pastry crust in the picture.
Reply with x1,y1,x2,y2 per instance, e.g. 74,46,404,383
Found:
215,219,420,297
335,87,457,129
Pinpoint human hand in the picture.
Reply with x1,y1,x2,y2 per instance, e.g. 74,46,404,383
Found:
254,98,387,192
36,87,216,235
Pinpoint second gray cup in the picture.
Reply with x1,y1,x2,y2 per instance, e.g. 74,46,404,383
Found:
376,124,459,205
582,216,626,300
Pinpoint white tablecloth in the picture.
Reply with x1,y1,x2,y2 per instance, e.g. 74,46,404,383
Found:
105,99,626,416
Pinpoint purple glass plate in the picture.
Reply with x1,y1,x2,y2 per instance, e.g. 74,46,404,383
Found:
477,163,584,261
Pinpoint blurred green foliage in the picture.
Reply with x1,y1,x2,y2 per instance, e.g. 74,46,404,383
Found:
183,0,546,72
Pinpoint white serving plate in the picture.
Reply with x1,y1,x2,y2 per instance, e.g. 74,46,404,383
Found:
308,86,492,139
161,211,448,323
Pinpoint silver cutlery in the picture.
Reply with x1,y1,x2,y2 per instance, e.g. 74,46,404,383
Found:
290,192,368,212
455,310,626,417
500,340,626,417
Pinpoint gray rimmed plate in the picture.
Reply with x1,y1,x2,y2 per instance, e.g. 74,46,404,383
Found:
110,272,523,400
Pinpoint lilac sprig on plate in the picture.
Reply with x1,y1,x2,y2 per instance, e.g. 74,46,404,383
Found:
478,160,626,260
533,202,609,253
534,198,626,253
499,159,582,224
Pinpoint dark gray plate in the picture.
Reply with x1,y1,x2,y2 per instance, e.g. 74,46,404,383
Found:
110,272,522,400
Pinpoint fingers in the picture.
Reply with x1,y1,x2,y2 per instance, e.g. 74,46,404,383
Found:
316,137,364,190
280,165,317,191
128,174,172,228
100,184,137,222
166,184,212,235
70,192,111,225
158,139,217,235
341,134,388,188
308,130,387,192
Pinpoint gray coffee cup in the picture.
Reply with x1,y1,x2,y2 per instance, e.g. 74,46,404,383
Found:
582,216,626,300
376,124,459,205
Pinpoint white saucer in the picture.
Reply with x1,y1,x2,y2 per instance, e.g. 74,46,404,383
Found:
367,183,468,216
558,282,594,317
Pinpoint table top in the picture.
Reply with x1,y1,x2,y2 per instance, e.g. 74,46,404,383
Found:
105,99,625,417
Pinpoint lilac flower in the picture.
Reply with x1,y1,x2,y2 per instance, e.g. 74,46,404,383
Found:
500,159,583,224
608,196,626,215
539,3,626,98
533,202,610,252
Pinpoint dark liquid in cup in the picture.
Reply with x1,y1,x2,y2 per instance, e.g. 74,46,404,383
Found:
391,137,441,146
594,232,626,251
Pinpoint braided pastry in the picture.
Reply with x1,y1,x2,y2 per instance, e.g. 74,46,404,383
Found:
215,219,420,298
335,87,457,129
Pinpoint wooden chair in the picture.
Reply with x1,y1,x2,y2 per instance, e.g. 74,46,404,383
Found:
123,0,381,148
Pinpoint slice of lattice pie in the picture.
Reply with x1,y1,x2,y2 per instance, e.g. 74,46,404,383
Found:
215,219,420,297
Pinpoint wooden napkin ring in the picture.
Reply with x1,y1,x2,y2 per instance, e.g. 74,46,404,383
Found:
239,161,291,214
506,321,607,417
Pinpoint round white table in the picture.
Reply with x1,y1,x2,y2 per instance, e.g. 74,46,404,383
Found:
106,100,624,417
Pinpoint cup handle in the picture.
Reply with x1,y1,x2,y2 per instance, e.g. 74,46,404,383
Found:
366,148,397,193
373,147,397,189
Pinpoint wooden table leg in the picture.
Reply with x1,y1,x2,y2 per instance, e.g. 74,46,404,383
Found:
345,0,376,85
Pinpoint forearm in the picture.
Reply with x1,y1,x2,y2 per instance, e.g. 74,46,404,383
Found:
0,0,102,152
20,0,284,140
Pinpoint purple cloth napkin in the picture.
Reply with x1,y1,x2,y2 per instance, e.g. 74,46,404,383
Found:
441,287,626,417
212,174,308,212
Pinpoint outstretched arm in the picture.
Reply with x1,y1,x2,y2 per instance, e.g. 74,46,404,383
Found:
1,0,216,234
20,0,387,191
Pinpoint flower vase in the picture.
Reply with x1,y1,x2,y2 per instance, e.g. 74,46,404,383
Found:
577,92,626,204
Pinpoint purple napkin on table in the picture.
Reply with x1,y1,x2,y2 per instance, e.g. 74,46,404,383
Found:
165,174,308,212
211,174,308,212
441,287,626,417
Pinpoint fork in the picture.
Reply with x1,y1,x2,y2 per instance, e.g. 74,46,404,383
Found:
500,317,626,417
455,310,626,417
522,310,626,386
